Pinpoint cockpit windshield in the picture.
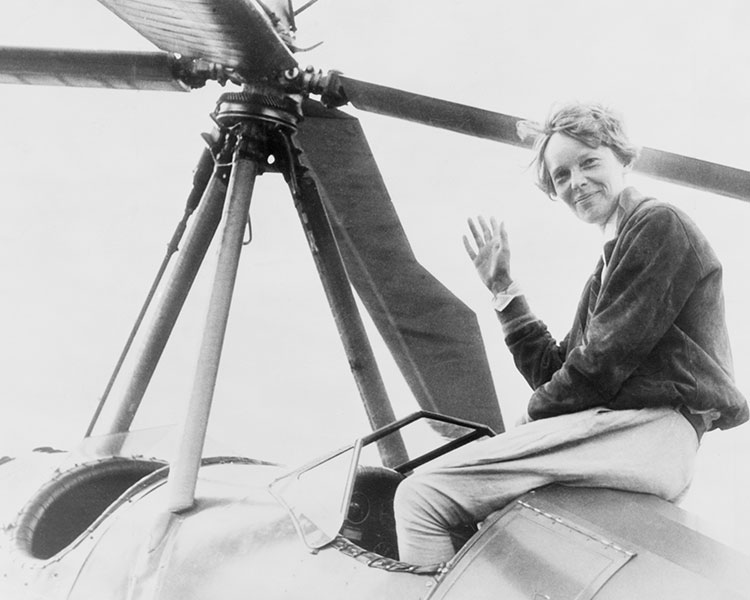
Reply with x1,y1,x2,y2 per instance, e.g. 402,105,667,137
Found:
269,411,494,550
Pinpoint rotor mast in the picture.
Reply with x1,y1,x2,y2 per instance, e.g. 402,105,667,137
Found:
77,83,404,511
167,86,408,511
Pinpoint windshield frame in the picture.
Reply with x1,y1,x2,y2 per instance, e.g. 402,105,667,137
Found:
269,411,495,550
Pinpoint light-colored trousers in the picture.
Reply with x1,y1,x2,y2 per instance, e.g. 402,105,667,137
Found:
393,406,699,565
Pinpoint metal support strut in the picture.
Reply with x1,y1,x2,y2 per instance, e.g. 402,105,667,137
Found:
282,134,408,468
168,123,264,513
105,150,229,439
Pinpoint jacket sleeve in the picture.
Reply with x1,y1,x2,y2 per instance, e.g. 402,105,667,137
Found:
526,206,708,420
497,296,570,390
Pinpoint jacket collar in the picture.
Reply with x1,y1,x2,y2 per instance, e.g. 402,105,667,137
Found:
603,186,650,263
614,186,650,235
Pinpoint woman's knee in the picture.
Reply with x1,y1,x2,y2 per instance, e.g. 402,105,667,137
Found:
393,473,431,522
394,472,455,527
394,471,473,532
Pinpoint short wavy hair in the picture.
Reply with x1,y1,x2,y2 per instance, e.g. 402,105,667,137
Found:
517,103,640,197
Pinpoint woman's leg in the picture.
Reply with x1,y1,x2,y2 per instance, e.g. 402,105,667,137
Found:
394,406,698,565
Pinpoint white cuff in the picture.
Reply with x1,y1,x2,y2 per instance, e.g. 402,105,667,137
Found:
491,281,523,312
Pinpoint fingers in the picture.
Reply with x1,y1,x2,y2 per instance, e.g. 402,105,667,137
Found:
467,216,499,243
462,234,477,260
478,215,492,241
465,216,507,261
467,216,505,240
467,217,483,248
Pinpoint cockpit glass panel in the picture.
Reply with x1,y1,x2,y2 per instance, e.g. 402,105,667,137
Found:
269,440,362,549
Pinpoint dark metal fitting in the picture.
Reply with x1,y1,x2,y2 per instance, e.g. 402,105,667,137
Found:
231,124,271,164
213,85,302,128
277,65,322,92
277,67,348,107
317,70,348,108
200,128,223,154
171,55,237,89
283,67,300,81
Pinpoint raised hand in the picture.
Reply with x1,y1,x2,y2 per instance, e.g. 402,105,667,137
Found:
462,216,512,294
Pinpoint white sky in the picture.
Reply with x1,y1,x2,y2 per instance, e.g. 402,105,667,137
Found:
0,0,749,550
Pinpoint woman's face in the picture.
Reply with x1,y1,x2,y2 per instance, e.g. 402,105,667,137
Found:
544,132,630,227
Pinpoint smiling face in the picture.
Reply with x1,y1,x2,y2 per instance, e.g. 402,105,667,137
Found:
544,132,631,227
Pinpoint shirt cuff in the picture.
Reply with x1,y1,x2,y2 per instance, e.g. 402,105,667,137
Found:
491,281,523,312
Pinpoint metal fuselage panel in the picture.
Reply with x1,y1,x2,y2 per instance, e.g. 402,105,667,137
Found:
0,457,432,600
427,486,750,600
5,455,747,599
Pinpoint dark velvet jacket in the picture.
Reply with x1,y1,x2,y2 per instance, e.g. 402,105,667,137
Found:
499,187,748,431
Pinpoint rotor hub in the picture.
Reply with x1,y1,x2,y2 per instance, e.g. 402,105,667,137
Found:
213,85,302,129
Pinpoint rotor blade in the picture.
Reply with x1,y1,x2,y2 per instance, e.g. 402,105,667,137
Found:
296,100,505,433
335,75,750,202
336,74,529,147
0,47,188,91
97,0,297,78
636,148,749,202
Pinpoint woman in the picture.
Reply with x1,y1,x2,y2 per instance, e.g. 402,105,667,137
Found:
393,102,748,566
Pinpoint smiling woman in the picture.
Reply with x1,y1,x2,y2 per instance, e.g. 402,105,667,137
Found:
527,104,639,198
544,134,630,226
398,101,747,565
